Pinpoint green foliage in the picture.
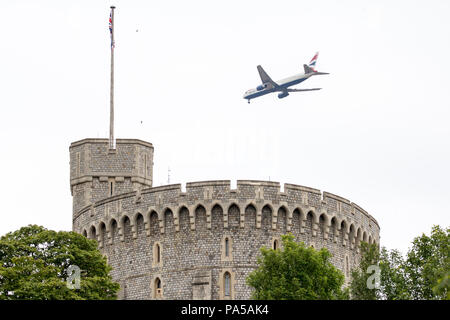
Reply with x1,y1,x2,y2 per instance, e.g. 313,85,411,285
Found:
433,271,450,300
246,234,348,300
349,242,380,300
0,225,120,300
404,225,449,300
378,247,410,299
350,225,449,300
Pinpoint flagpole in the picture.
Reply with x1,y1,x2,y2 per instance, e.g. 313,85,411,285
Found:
109,6,115,150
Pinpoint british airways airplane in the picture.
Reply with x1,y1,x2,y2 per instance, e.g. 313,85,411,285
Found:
243,52,329,103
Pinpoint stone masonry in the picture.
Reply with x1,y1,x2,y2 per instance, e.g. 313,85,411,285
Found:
70,138,380,300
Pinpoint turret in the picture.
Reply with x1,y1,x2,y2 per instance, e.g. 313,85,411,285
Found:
69,138,154,218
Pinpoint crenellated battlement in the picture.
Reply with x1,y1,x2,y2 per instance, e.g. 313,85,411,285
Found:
75,180,379,232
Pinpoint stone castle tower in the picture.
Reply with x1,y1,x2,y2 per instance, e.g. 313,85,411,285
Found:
70,138,153,214
69,137,380,300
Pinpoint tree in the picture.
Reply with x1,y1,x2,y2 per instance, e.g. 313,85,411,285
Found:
403,225,449,300
0,225,120,300
350,225,449,300
378,247,411,299
349,241,380,300
433,271,450,300
349,242,411,300
246,234,348,300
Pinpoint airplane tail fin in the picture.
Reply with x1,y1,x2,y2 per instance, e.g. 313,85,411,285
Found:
303,64,315,74
304,52,329,75
307,52,319,71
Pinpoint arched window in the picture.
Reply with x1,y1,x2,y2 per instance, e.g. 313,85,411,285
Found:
156,243,160,263
349,224,355,249
89,226,97,240
222,236,232,261
99,222,107,248
156,278,161,289
292,208,302,236
110,219,118,244
273,239,279,250
108,178,115,197
122,216,131,242
153,242,162,267
224,272,231,297
330,217,337,242
319,214,326,241
225,238,229,257
261,205,272,230
155,277,162,298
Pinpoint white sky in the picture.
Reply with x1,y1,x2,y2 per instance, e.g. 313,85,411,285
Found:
0,0,449,255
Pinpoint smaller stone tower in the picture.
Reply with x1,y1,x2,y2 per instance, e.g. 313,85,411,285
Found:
69,138,154,220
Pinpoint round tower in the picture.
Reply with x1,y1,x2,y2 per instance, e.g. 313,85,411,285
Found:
69,138,154,224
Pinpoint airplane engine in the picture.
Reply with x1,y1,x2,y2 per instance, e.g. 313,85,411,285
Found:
278,92,289,99
256,84,267,91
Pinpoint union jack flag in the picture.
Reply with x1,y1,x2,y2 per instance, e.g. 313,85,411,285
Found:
109,11,115,49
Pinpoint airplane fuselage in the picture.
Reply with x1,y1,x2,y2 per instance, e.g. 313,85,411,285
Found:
243,72,312,101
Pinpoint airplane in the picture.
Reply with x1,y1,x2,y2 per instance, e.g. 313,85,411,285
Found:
243,52,329,103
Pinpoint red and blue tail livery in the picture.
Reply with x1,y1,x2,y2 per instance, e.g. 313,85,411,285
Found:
243,52,329,103
308,52,319,72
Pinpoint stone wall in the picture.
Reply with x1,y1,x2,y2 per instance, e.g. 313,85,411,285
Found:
69,139,154,214
74,179,380,300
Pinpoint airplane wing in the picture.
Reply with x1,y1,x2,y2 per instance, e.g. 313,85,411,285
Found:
286,88,321,92
257,65,279,89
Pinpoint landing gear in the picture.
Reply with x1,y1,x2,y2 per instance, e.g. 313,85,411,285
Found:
247,99,250,104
